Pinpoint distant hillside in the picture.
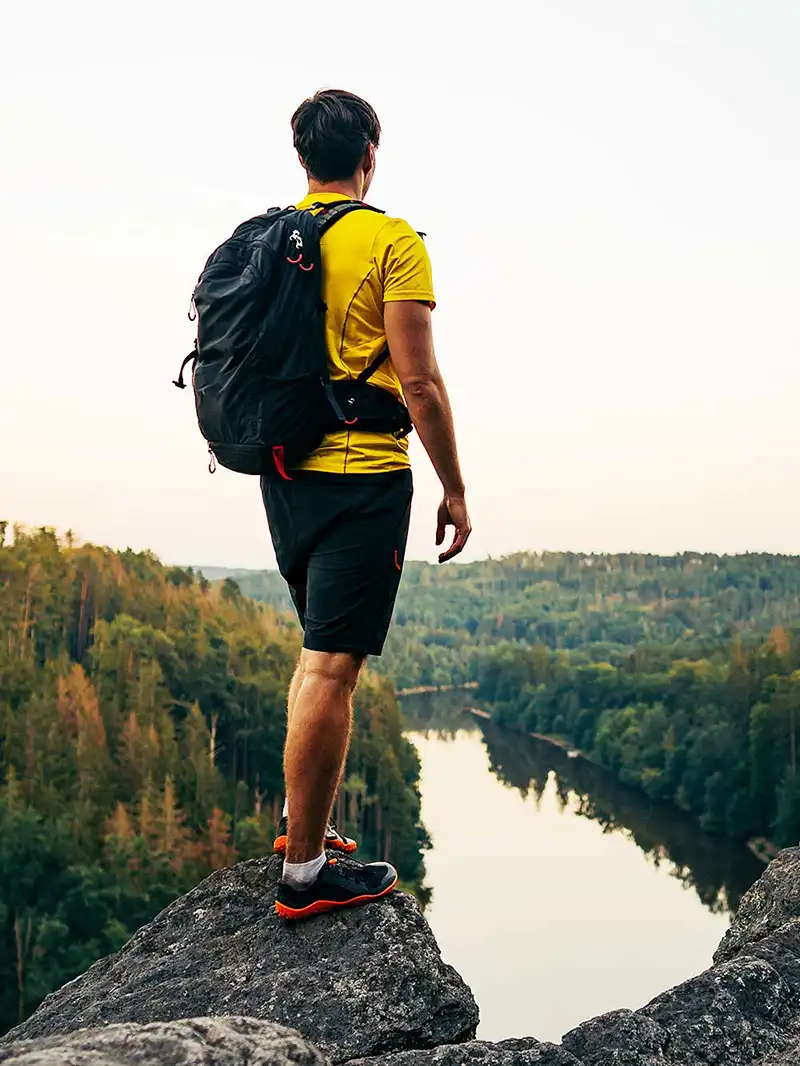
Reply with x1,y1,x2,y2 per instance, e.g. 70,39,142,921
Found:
200,552,800,690
194,567,293,612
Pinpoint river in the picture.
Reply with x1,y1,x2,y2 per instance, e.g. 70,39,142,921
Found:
400,692,764,1045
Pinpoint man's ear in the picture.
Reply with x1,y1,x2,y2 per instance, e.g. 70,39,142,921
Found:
363,144,376,175
297,153,309,173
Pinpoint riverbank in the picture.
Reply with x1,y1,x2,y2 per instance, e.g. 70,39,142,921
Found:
465,707,588,756
463,705,777,865
397,681,479,697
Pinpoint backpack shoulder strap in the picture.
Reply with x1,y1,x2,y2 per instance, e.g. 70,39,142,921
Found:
313,200,385,235
356,347,391,385
312,202,392,404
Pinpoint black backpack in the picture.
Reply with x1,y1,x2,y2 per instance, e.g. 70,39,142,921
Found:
173,200,413,478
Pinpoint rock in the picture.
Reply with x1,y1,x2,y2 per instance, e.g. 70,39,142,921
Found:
9,846,800,1066
0,1017,325,1066
2,856,477,1063
562,1009,668,1065
561,954,797,1065
560,933,800,1065
641,956,795,1065
723,919,800,994
347,1038,579,1066
716,847,800,965
768,1037,800,1065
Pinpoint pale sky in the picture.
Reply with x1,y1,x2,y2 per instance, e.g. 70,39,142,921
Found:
2,1,798,568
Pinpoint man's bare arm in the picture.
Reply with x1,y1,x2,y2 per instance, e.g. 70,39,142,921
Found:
384,301,471,562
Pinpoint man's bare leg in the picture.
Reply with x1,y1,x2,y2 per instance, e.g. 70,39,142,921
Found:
286,658,305,732
278,661,306,827
284,649,363,864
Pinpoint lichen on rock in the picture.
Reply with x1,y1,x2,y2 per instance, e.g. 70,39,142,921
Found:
6,847,800,1065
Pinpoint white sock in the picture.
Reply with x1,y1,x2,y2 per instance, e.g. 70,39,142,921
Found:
282,799,288,818
282,852,325,890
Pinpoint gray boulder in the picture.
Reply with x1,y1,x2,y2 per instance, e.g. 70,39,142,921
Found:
347,1038,579,1066
562,1009,668,1065
766,1037,800,1065
0,1017,324,1066
641,955,795,1065
716,848,800,965
2,856,477,1063
561,931,800,1065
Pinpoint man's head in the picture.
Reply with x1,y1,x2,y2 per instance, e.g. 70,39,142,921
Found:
291,90,381,197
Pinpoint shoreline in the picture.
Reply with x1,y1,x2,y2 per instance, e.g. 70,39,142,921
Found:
397,681,479,697
462,706,777,864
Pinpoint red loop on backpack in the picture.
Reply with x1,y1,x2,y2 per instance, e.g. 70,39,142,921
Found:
272,446,292,481
344,417,358,425
286,253,315,272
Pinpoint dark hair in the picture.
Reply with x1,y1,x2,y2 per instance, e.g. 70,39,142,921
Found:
291,90,381,183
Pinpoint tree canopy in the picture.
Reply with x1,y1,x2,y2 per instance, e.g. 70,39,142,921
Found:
0,525,427,1032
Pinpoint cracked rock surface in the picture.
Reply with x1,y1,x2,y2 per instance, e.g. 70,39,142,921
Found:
1,856,478,1063
6,848,800,1065
0,1017,326,1066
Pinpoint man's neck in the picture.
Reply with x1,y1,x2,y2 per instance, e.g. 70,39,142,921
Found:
307,178,363,201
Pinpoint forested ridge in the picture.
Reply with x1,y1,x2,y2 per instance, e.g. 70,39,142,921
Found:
0,525,427,1033
223,552,800,850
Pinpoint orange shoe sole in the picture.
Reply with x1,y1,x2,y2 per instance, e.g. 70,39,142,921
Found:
273,835,358,856
274,874,398,921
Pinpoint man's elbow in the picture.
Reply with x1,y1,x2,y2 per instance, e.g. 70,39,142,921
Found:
402,375,443,407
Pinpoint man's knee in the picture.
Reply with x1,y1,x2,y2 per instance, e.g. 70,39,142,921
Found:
300,649,365,693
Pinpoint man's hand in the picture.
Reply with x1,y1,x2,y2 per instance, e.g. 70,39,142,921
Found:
436,495,472,563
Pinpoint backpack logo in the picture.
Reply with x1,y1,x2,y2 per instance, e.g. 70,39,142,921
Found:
287,228,313,272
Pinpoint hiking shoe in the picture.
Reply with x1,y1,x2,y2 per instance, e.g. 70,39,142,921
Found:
275,856,398,920
273,818,358,856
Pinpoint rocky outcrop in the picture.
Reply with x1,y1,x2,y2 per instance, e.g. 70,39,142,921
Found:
715,847,800,964
561,846,800,1066
1,855,477,1063
348,1040,579,1066
6,847,800,1066
0,1018,325,1066
563,956,795,1065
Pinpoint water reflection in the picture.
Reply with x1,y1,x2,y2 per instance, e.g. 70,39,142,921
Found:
402,692,762,916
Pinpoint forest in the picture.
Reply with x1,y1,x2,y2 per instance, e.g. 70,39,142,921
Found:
6,540,800,1033
230,551,800,851
0,525,427,1034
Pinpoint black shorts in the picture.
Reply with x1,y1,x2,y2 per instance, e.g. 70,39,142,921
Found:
260,469,413,657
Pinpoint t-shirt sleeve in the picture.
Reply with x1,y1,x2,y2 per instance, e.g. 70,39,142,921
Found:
376,218,436,308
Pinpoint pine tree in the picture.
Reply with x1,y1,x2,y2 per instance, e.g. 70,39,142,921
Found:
57,665,112,836
182,703,222,821
204,807,235,870
155,776,194,873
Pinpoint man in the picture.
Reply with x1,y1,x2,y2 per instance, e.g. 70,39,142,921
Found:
264,89,470,920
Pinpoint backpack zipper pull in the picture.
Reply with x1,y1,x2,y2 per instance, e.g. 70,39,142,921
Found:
172,347,197,389
208,446,217,474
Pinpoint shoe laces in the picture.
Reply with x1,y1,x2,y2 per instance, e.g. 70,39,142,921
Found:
330,857,368,884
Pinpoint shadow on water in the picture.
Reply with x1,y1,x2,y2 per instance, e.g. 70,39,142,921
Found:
401,691,764,916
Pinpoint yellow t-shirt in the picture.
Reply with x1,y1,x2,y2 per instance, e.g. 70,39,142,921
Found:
294,192,435,474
